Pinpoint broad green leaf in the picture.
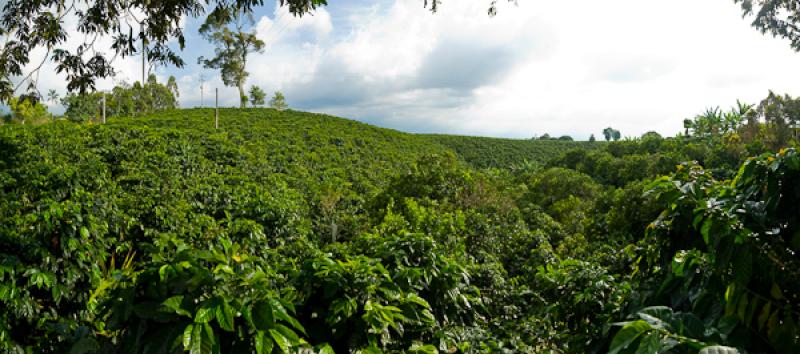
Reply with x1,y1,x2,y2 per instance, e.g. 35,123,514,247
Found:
634,332,660,354
701,218,713,245
252,300,275,330
254,331,274,354
272,323,299,342
215,301,235,332
269,328,292,353
163,296,191,317
183,324,194,349
609,320,652,354
194,302,216,323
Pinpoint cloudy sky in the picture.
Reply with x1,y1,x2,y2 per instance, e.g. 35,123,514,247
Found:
26,0,800,139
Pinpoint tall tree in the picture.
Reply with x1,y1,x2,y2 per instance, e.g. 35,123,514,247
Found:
198,8,265,108
166,75,180,100
757,91,796,149
46,89,60,106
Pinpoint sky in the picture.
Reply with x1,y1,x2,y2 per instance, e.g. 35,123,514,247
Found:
21,0,800,140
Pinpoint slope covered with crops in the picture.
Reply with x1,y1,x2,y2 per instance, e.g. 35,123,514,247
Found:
423,134,599,169
2,107,799,353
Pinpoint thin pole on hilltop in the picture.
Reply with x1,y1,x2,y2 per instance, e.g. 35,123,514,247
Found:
102,92,106,124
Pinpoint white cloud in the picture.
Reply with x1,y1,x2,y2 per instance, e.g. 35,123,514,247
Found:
285,0,800,139
12,0,800,139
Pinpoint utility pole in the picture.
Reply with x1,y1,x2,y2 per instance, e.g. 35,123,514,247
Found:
102,92,106,124
200,74,205,107
141,23,147,84
215,88,219,129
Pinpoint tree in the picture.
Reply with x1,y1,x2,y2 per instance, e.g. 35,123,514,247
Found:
0,1,326,102
602,128,613,141
269,91,288,111
683,119,693,136
757,91,796,149
7,97,51,124
733,0,800,51
249,85,266,107
589,134,596,142
61,76,176,121
166,75,180,100
611,129,621,141
46,90,60,106
198,8,265,109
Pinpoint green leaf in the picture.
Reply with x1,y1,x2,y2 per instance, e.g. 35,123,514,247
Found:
701,218,713,245
215,301,235,332
770,283,785,300
757,302,772,331
183,324,194,349
201,322,220,354
254,331,274,354
194,301,217,323
318,344,335,354
163,295,192,317
252,300,275,330
634,332,660,354
637,306,673,329
269,328,292,353
698,345,740,354
272,323,299,343
270,298,305,335
609,320,652,354
80,226,90,239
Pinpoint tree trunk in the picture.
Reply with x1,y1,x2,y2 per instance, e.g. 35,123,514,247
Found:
238,82,246,108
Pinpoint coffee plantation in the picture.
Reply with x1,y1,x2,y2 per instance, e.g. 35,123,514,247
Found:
1,107,798,353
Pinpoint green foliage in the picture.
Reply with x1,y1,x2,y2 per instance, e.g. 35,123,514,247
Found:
5,97,51,124
1,105,799,353
603,127,622,141
269,91,288,111
734,0,800,51
61,77,177,122
423,134,599,169
249,86,266,107
622,149,800,352
198,9,265,109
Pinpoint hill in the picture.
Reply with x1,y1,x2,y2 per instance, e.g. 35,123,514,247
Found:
4,108,793,353
423,134,600,169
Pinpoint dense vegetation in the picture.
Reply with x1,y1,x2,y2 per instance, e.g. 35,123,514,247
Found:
1,102,799,353
423,134,597,169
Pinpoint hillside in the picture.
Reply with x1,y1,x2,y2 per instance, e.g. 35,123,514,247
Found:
423,134,600,169
3,107,798,353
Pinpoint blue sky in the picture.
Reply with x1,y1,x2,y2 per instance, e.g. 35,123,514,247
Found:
27,0,800,139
